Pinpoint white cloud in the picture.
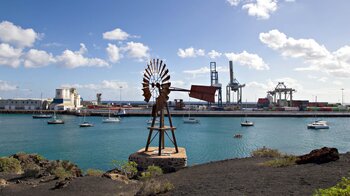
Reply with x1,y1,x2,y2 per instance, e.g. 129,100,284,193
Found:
225,51,269,70
0,80,17,91
208,50,222,59
24,49,55,68
183,66,228,77
0,43,22,68
227,0,240,6
242,0,278,20
57,43,109,68
177,47,206,58
333,80,343,86
285,0,295,2
122,42,149,61
62,80,128,90
260,29,350,78
0,21,38,48
171,80,186,88
103,28,130,41
106,43,121,63
247,77,303,91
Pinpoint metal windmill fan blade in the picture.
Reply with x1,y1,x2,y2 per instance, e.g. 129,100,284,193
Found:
153,59,157,73
142,88,151,102
145,69,151,78
143,78,149,84
159,63,166,77
162,75,170,83
142,83,149,88
158,60,163,73
143,73,150,80
161,69,169,79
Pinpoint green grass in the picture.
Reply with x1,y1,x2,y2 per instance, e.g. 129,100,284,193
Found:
140,165,163,180
85,169,104,176
0,157,22,174
112,160,138,179
314,177,350,195
261,156,298,167
251,147,284,158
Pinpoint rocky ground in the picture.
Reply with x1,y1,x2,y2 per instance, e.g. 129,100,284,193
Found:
1,149,350,196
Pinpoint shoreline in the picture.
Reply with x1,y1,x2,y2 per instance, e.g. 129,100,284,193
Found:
1,109,350,117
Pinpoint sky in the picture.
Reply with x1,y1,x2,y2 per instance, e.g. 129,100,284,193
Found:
0,0,349,103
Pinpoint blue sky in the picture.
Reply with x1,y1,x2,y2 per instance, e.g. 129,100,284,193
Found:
0,0,349,103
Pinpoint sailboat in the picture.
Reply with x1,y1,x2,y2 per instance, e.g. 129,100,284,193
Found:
102,109,120,123
47,111,64,124
241,100,253,126
79,110,93,127
183,101,199,124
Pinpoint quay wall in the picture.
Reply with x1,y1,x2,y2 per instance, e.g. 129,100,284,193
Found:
1,109,350,117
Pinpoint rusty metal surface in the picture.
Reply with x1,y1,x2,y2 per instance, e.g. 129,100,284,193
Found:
189,85,217,103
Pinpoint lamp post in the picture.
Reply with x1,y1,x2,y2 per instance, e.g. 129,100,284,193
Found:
119,86,123,106
341,88,344,105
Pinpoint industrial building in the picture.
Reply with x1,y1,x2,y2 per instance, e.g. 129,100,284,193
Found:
0,98,50,110
50,88,82,111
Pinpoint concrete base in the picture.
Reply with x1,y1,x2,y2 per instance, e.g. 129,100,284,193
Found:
129,147,187,173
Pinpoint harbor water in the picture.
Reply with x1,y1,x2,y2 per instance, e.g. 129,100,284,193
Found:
1,114,350,171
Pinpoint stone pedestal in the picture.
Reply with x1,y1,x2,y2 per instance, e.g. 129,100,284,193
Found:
129,147,187,173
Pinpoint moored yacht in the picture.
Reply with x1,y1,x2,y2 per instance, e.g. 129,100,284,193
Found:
307,120,329,129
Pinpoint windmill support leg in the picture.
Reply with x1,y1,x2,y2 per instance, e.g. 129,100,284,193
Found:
158,130,162,156
145,129,153,151
166,103,179,152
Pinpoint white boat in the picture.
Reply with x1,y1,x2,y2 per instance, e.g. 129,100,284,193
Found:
79,110,93,127
80,122,94,127
33,113,52,119
183,104,199,124
102,109,120,123
241,120,254,126
183,117,200,124
307,120,329,129
147,119,160,125
47,112,64,124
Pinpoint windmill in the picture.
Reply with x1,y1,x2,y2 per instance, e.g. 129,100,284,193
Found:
142,59,217,156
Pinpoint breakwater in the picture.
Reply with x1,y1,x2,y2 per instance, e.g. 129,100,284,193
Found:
1,109,350,117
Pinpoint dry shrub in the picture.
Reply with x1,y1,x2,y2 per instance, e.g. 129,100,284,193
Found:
85,169,104,177
261,156,298,167
251,147,283,158
0,157,22,174
136,179,174,196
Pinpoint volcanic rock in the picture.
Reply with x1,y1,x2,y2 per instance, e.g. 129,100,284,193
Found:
296,147,339,164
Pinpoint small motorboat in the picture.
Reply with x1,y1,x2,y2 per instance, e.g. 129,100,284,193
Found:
307,120,329,129
241,120,254,126
234,134,242,138
183,117,200,124
79,122,94,127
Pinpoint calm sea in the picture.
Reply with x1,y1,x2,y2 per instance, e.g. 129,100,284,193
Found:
1,114,350,170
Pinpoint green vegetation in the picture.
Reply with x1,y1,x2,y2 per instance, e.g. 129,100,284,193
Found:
251,147,283,158
85,169,104,176
314,177,350,195
112,160,138,179
252,147,299,168
261,156,298,167
140,165,163,180
0,157,22,174
52,166,73,179
136,179,174,196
